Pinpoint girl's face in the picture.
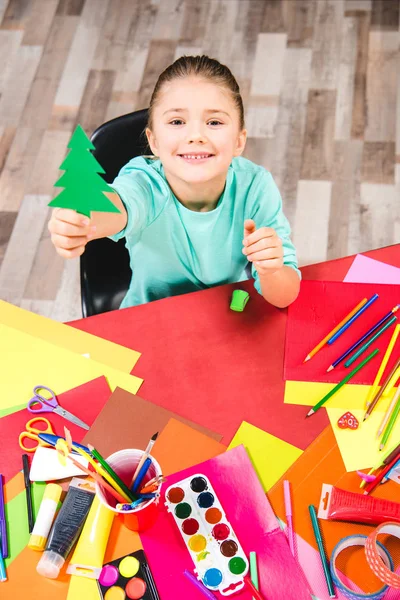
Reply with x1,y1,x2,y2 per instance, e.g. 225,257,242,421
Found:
146,77,247,187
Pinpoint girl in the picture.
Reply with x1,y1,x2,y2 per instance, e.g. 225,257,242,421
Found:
49,55,300,309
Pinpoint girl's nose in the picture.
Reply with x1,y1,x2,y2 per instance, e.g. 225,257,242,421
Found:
187,126,207,144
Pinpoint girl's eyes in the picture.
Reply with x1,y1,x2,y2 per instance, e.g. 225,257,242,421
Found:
168,119,223,126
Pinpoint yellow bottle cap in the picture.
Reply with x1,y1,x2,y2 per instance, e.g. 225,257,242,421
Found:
28,534,46,551
44,483,63,503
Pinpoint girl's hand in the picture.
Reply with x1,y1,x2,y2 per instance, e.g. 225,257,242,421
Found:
48,208,96,259
242,219,283,275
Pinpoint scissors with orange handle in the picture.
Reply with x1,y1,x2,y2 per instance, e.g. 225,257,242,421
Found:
19,417,56,452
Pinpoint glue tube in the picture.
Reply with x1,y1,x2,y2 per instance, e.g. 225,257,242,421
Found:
37,478,95,579
318,483,400,525
67,495,114,579
28,483,62,551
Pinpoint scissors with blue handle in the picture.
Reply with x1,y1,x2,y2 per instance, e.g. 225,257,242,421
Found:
19,417,55,452
28,385,90,430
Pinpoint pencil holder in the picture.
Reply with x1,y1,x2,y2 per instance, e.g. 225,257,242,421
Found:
95,449,162,532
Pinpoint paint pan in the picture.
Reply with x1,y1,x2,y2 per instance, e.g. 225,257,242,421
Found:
97,549,159,600
165,474,249,596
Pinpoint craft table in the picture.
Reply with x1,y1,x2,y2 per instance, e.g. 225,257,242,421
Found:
69,244,400,451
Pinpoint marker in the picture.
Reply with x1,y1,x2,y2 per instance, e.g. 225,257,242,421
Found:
22,454,34,533
0,474,8,558
284,481,295,556
308,505,336,598
183,569,218,599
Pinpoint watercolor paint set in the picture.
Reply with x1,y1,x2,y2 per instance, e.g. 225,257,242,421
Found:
165,473,249,596
97,549,159,600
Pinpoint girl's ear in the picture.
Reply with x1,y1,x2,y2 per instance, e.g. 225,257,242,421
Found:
234,128,247,157
145,128,158,157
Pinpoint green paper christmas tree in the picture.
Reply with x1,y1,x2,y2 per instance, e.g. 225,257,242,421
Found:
48,124,120,218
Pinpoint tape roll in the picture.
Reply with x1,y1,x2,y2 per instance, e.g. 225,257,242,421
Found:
365,522,400,589
330,535,393,600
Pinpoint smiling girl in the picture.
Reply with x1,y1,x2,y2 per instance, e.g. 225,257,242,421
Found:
48,55,300,309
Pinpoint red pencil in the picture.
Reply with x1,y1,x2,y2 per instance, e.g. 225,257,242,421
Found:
364,452,400,495
244,576,266,600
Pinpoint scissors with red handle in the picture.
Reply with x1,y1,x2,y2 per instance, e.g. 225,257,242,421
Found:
27,385,90,430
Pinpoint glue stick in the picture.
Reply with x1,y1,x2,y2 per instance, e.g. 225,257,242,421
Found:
28,483,62,551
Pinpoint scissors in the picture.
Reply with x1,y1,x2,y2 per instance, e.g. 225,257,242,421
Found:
19,417,55,452
27,385,90,430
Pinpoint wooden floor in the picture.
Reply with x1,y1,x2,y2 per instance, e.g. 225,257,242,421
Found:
0,0,399,322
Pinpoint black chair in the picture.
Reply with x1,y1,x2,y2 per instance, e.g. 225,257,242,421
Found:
80,108,151,317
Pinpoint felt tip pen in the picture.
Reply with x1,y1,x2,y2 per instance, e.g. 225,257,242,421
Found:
38,433,91,455
0,474,8,558
309,505,336,598
0,545,6,582
22,454,34,533
184,569,218,599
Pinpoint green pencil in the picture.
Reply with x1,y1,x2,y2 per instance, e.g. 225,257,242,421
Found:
308,505,335,598
88,445,136,502
307,349,379,417
380,387,400,451
344,316,397,368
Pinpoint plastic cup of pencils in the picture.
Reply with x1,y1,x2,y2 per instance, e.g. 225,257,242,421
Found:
95,449,162,532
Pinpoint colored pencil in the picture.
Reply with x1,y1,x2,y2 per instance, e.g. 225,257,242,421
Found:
244,576,266,600
283,481,295,556
129,431,158,488
0,546,6,582
0,474,8,559
364,356,400,421
88,445,136,502
327,309,398,372
377,387,400,438
22,454,34,533
303,298,368,362
382,458,400,483
327,293,379,345
308,505,336,598
131,457,152,494
382,365,400,398
250,551,259,598
343,316,397,368
364,452,400,495
366,323,400,407
360,440,400,488
183,569,218,599
379,388,400,450
307,349,379,417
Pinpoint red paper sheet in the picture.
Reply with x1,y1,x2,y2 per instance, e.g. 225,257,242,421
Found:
284,280,400,385
0,377,111,483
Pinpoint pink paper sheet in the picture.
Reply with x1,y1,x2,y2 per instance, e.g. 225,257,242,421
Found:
141,445,311,600
344,254,400,285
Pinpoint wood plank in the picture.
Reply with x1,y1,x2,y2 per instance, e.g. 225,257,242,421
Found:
20,15,79,129
259,0,285,33
50,258,82,322
310,0,344,89
26,129,71,196
202,0,240,65
0,30,24,92
56,0,85,16
0,125,16,174
0,44,43,127
329,140,363,259
22,0,58,46
351,10,370,139
300,89,337,180
136,39,177,110
371,0,399,30
359,182,398,252
282,0,316,48
0,211,17,267
54,0,109,108
250,33,287,96
19,299,54,318
345,0,372,11
0,0,9,23
152,0,185,40
293,180,332,266
334,16,358,140
23,226,65,301
0,194,51,305
1,0,31,29
76,69,116,134
179,1,209,46
365,31,398,142
0,127,43,211
361,141,395,184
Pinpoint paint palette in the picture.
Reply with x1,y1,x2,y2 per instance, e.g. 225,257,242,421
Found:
165,474,249,596
97,550,159,600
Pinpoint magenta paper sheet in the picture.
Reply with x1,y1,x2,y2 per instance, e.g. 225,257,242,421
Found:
141,445,311,600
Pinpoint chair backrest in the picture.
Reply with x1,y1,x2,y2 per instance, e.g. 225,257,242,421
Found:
80,109,150,317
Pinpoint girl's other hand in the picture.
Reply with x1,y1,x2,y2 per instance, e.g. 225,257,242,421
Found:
242,218,283,275
48,208,96,259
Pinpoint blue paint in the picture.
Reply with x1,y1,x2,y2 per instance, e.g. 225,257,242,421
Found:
197,492,214,508
203,568,223,588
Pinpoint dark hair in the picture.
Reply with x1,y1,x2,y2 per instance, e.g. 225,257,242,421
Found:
147,55,245,131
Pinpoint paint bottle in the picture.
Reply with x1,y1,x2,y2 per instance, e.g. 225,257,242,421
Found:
67,495,114,579
28,483,62,551
36,478,95,579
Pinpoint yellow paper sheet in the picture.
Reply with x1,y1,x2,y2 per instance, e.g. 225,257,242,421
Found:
327,387,400,472
67,575,101,600
0,324,142,413
284,379,371,409
0,300,140,373
228,421,303,492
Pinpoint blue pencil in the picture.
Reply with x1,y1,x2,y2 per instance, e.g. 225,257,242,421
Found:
131,457,152,494
327,305,399,372
327,293,379,345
